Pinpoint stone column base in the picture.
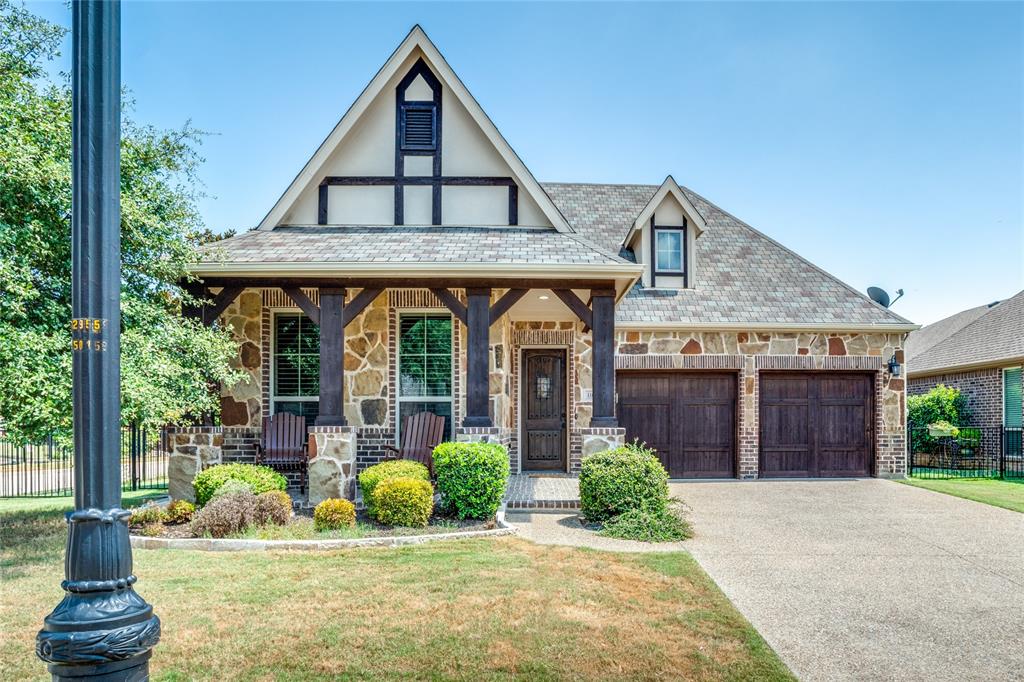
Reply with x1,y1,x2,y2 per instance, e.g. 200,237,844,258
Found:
308,426,358,505
580,427,626,458
168,427,224,502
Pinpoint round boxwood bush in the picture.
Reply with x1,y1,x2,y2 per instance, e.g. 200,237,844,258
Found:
358,460,430,517
579,443,669,522
254,490,292,526
372,477,433,528
313,498,356,531
193,463,287,507
433,442,510,520
190,491,257,538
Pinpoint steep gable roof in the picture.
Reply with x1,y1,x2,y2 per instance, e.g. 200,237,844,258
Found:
907,290,1024,376
543,182,915,330
257,26,572,232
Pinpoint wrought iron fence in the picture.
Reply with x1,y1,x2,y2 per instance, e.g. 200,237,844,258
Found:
908,425,1023,480
0,424,169,497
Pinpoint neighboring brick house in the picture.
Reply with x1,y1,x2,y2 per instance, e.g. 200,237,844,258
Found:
907,290,1024,433
168,27,915,502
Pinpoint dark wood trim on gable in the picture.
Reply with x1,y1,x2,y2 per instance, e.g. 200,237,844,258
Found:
650,217,688,288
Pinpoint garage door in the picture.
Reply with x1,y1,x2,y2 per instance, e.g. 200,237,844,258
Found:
617,372,736,478
760,373,873,477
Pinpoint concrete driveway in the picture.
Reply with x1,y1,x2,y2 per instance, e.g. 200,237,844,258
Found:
671,479,1024,682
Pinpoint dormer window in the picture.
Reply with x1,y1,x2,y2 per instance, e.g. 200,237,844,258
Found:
655,227,685,275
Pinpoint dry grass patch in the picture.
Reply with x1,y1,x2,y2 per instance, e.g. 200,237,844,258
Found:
1,502,791,681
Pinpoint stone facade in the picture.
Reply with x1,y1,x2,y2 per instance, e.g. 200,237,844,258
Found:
307,426,358,505
610,330,908,478
211,288,908,481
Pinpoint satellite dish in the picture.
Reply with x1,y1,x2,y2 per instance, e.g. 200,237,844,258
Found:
867,287,890,308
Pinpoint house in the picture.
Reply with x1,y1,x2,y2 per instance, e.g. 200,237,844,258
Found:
167,27,915,503
906,290,1024,433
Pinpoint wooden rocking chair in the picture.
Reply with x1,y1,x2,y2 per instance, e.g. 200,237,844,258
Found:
384,411,446,476
254,412,309,493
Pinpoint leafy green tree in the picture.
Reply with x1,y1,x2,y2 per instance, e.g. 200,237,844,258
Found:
907,384,970,428
0,1,242,443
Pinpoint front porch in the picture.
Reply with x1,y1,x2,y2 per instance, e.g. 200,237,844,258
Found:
169,278,632,501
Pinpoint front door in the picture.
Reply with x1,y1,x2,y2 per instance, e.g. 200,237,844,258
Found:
522,349,567,471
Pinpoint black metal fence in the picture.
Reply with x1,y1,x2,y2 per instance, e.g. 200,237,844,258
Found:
908,425,1023,480
0,424,169,497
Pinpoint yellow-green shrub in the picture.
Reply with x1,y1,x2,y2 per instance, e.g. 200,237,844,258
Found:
358,460,430,517
373,477,433,528
314,498,356,531
164,499,195,524
254,490,292,526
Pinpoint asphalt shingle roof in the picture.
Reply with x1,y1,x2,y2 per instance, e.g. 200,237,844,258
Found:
198,226,627,266
905,303,993,364
542,182,912,327
906,290,1024,376
198,182,914,328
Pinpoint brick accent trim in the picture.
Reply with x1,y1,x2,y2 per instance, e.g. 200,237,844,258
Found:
754,355,884,371
616,354,744,370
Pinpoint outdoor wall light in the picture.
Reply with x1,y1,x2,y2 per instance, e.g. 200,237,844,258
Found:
888,353,902,377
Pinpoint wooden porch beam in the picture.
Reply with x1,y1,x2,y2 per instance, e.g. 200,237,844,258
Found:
203,286,244,326
463,287,493,428
552,289,593,331
282,287,320,326
316,288,346,426
489,288,528,325
429,288,468,325
590,290,617,428
342,288,384,327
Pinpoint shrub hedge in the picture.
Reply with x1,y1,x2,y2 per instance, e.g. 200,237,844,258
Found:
598,507,692,542
253,491,292,526
313,498,356,531
193,463,287,507
358,460,430,517
372,477,433,528
579,442,669,522
190,491,257,538
433,442,509,520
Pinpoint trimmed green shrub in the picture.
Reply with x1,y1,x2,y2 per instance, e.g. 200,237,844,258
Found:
358,460,430,517
193,463,287,507
599,507,692,543
210,479,255,500
190,491,257,538
313,498,356,531
373,477,433,528
579,442,669,522
129,502,166,527
254,491,292,526
433,441,510,520
164,499,195,524
908,384,969,427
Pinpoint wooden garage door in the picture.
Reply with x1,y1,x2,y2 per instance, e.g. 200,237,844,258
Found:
760,373,873,477
617,372,736,478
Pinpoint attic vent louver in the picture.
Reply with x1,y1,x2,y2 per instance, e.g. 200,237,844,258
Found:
401,104,437,151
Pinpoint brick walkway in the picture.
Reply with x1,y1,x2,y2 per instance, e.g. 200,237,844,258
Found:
504,474,580,510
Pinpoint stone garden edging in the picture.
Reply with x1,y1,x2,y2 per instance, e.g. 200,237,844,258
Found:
130,508,516,552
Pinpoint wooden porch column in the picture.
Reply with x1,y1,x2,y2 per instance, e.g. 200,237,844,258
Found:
463,287,492,427
316,287,346,426
590,290,617,427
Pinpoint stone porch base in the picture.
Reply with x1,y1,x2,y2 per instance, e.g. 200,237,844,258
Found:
504,474,580,510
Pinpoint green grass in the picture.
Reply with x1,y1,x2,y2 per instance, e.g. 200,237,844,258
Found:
0,488,166,514
0,494,792,681
900,477,1024,514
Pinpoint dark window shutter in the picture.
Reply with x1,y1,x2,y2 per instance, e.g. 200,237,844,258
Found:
401,105,436,151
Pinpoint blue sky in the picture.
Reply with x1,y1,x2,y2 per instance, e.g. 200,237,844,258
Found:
26,1,1024,325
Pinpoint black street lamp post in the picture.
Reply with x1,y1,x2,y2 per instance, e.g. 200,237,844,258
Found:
36,1,161,679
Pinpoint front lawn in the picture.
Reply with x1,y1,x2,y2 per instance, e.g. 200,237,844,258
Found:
900,477,1024,514
1,498,792,681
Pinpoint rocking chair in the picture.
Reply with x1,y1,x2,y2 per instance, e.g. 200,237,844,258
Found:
254,412,309,493
384,411,446,476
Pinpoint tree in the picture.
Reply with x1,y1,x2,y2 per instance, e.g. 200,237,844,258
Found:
0,1,242,443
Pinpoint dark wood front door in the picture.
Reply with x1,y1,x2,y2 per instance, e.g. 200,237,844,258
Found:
522,349,567,471
760,372,873,477
617,371,737,478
